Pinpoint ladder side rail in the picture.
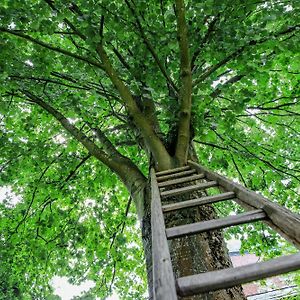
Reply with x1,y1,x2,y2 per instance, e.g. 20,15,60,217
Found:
150,169,177,300
188,161,300,249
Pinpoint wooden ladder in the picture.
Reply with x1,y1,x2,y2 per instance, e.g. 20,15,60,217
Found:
151,161,300,299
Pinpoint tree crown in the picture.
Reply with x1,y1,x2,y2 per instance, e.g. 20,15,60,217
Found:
0,0,299,298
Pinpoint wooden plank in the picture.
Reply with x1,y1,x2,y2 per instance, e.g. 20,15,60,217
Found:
162,192,235,212
158,174,205,188
166,209,266,239
150,169,177,300
188,161,300,249
160,181,218,198
177,252,300,296
156,165,190,176
156,169,196,182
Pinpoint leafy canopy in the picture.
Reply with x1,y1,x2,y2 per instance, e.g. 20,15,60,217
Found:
0,0,299,299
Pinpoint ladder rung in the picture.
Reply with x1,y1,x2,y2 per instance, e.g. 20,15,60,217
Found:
166,209,266,239
158,174,205,188
176,252,300,296
162,192,235,212
160,181,218,198
157,169,197,182
156,166,190,176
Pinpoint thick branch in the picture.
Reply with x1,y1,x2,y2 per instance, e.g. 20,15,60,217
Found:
92,126,119,155
21,90,146,195
108,42,161,130
108,43,161,131
96,44,172,170
174,0,192,165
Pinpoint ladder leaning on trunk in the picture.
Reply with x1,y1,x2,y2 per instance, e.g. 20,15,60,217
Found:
151,161,300,299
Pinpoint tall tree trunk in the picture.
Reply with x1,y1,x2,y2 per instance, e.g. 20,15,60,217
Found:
137,157,247,300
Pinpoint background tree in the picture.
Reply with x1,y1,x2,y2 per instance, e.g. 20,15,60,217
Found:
0,0,299,299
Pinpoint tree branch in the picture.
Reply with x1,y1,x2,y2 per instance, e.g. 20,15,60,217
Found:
65,154,91,182
9,152,64,239
110,43,131,71
91,126,120,155
239,110,300,117
211,75,245,98
254,96,299,108
227,134,300,182
0,27,103,69
230,154,248,187
44,0,87,40
9,75,92,91
96,44,172,170
20,90,146,194
124,0,178,94
193,46,246,86
174,0,193,165
248,100,299,111
193,24,300,86
191,15,219,71
193,140,228,151
237,114,300,137
211,129,300,183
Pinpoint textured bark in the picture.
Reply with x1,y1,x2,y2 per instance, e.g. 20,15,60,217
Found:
174,0,193,165
140,186,154,300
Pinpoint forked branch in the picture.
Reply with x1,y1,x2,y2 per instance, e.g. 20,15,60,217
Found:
96,43,172,170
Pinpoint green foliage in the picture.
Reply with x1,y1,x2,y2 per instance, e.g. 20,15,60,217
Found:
0,0,299,298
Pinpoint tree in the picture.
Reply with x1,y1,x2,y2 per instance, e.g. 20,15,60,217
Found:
0,0,299,299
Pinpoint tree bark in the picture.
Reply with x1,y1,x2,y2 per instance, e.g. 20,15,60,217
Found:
137,156,246,300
